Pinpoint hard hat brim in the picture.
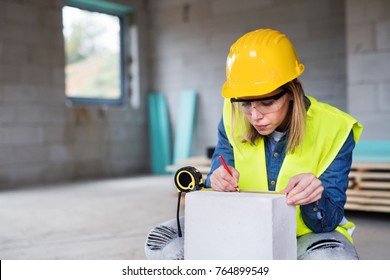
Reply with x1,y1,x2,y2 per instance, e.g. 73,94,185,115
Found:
222,64,304,98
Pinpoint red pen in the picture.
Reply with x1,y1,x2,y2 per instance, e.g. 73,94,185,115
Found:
219,155,239,191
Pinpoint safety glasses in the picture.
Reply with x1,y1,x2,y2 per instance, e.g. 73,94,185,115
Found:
230,89,288,115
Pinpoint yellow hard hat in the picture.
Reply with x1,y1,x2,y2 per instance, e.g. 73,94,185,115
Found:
222,29,304,98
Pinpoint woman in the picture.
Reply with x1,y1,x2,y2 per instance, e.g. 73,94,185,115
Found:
145,28,363,260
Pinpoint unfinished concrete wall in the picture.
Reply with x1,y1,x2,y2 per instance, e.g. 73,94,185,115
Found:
0,0,150,188
2,0,386,188
147,0,347,158
346,0,390,140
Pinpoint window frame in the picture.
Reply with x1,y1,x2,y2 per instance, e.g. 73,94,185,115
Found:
63,0,133,107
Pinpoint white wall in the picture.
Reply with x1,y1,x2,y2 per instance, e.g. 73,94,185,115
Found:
346,0,390,140
0,0,389,188
147,0,348,157
0,0,150,188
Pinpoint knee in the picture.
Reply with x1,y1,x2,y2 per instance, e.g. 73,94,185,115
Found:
297,232,359,260
145,218,184,260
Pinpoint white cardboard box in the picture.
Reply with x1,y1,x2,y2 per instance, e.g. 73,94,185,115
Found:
184,191,296,259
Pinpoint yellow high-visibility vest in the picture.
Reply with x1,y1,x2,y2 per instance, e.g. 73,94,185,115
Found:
223,96,363,243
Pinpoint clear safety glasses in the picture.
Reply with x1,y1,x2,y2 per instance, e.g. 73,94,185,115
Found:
230,89,288,115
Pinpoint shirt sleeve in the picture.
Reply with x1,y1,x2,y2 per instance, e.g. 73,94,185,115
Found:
204,118,234,187
300,130,355,232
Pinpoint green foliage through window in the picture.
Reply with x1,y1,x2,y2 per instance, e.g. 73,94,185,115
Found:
62,5,124,104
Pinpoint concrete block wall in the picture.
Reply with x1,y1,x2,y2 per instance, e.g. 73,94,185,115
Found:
0,0,150,188
346,0,390,139
1,0,389,187
146,0,348,158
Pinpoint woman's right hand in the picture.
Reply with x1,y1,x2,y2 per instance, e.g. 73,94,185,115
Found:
210,165,240,192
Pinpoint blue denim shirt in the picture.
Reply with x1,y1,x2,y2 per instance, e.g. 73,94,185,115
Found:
204,118,355,233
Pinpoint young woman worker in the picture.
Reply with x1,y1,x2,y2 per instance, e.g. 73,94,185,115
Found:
145,28,363,260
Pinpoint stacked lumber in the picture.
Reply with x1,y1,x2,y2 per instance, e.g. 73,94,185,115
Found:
347,162,390,213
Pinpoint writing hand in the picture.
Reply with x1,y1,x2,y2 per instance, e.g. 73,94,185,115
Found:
210,165,239,192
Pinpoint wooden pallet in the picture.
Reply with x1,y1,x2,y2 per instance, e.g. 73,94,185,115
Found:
347,161,390,213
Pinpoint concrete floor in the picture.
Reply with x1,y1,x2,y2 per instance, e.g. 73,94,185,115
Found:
0,175,389,260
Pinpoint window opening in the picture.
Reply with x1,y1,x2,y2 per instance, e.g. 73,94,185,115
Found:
62,3,127,106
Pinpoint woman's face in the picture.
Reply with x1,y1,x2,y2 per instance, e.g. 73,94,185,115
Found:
239,89,292,135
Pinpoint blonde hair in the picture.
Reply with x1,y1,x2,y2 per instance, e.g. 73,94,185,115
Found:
231,79,307,154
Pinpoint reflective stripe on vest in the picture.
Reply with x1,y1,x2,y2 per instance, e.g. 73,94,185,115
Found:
223,96,363,243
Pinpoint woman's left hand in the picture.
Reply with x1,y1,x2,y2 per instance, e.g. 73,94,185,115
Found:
281,173,324,206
